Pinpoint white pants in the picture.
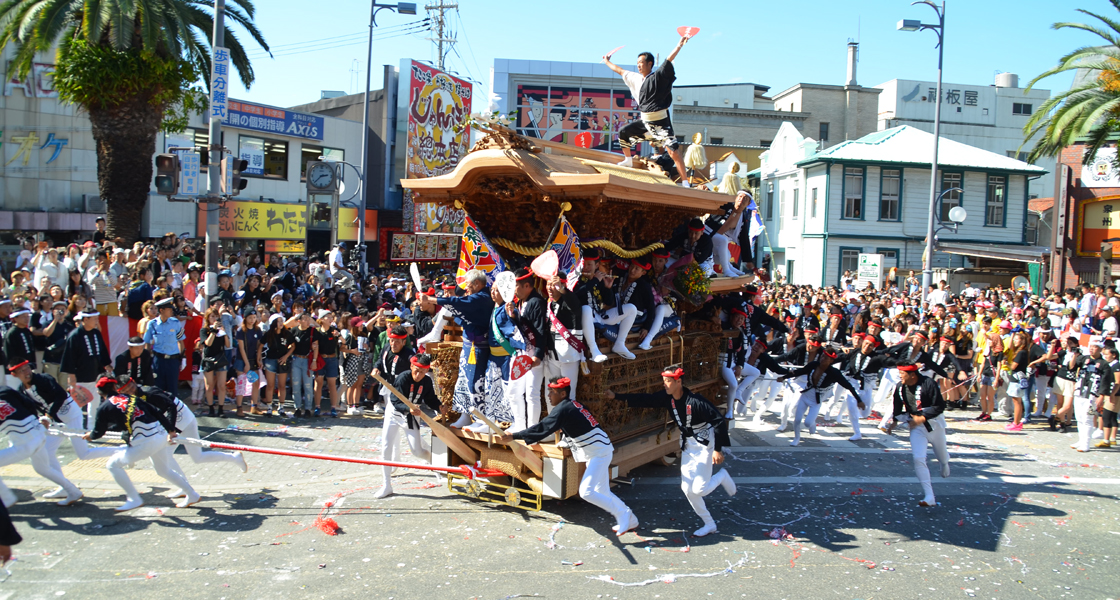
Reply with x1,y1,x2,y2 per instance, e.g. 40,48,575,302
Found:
544,359,580,414
417,307,452,347
711,233,744,277
105,426,195,503
580,306,606,360
579,444,630,524
721,364,760,418
842,379,875,438
1030,376,1052,415
873,369,900,417
508,362,544,432
639,304,676,348
598,304,638,352
76,381,99,430
778,378,802,430
680,435,731,525
379,409,431,490
44,399,116,470
172,407,243,466
190,373,206,403
901,413,949,502
1073,396,1095,452
791,391,824,444
751,375,784,422
0,423,81,504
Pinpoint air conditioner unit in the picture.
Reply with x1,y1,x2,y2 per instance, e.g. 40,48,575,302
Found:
83,194,106,213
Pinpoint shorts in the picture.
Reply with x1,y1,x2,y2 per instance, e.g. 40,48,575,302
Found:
980,375,996,387
315,355,339,379
202,356,228,373
618,115,680,151
232,357,257,373
263,358,291,375
1102,409,1118,428
1055,377,1074,398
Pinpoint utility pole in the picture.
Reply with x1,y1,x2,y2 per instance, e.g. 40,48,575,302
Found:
205,0,226,302
425,1,457,70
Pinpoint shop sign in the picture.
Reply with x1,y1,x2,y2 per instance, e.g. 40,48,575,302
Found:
4,62,57,98
390,233,415,261
265,240,306,254
226,100,324,141
404,61,471,179
413,202,464,234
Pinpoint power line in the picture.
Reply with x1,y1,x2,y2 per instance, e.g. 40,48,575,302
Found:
247,23,431,59
425,1,457,70
245,19,431,58
454,9,487,101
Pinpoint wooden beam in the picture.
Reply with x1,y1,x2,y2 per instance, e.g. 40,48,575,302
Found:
469,408,544,478
370,372,479,464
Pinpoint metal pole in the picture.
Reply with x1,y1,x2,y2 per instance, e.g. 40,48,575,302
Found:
357,1,375,280
205,0,226,301
920,1,945,303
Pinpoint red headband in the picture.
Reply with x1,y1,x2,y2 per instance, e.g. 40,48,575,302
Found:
914,331,928,341
515,270,535,282
547,377,571,389
409,355,429,368
805,329,820,335
743,287,759,296
807,340,822,348
897,364,920,372
688,223,705,232
822,348,838,359
425,287,436,296
7,360,29,372
652,249,670,259
441,283,456,290
784,316,796,322
661,367,684,379
940,336,953,343
731,307,749,318
95,376,118,388
632,259,652,270
387,332,408,340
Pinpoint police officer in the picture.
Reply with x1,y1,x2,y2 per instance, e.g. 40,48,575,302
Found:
143,297,185,396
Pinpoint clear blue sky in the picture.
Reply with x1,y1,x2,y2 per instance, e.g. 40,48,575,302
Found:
226,0,1099,112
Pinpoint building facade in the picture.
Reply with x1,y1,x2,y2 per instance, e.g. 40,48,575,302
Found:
1049,144,1120,289
753,124,1046,288
876,73,1054,199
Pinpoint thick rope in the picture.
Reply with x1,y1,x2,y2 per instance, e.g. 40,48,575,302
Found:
491,237,664,259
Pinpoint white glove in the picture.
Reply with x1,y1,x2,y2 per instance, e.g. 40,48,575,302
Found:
181,358,187,371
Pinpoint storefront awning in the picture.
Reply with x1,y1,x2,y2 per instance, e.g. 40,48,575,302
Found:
936,242,1049,264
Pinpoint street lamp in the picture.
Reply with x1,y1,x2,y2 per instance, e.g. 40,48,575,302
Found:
358,1,417,278
898,0,946,301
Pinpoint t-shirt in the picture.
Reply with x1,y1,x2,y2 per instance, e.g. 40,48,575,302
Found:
235,328,262,365
315,327,340,356
264,329,293,360
291,326,314,356
200,326,227,360
622,59,676,114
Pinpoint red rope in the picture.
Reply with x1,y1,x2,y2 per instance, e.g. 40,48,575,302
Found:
195,439,506,479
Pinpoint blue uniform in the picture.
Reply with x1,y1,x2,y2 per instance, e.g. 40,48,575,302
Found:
143,317,185,395
438,291,494,412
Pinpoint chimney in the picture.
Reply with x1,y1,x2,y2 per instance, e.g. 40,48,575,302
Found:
846,42,858,87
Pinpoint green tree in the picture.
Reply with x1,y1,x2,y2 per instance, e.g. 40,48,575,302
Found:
0,0,269,243
1025,1,1120,166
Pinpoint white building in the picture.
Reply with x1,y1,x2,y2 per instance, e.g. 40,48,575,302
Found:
753,123,1047,287
876,74,1054,199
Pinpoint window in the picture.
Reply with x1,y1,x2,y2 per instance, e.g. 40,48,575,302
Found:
843,167,864,219
1025,212,1040,244
760,140,772,148
940,172,962,222
1012,103,1032,116
765,183,774,220
675,135,686,144
710,137,723,145
810,187,818,218
300,145,344,180
238,136,288,179
879,169,901,221
819,122,830,142
1006,150,1029,161
167,128,221,170
986,175,1007,226
779,189,786,229
841,249,860,278
792,188,799,219
877,249,899,271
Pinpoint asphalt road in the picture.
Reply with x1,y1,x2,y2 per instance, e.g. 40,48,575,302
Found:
1,404,1118,600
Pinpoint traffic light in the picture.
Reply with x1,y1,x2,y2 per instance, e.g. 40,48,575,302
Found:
154,154,179,196
231,158,248,196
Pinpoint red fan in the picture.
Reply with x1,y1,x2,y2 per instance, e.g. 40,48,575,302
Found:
531,250,559,280
574,132,593,148
602,45,625,61
677,26,700,39
510,355,535,381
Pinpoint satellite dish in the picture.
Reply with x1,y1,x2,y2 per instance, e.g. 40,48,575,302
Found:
1011,276,1030,292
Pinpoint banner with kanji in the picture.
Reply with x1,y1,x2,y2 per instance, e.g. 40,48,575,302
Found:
548,216,582,277
456,213,506,287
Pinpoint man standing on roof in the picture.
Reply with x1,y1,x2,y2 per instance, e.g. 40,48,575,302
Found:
603,36,691,187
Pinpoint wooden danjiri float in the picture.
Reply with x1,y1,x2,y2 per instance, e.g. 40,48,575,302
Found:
401,123,753,511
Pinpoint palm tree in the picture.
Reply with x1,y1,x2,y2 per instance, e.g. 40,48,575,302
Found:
1024,2,1120,165
0,0,269,243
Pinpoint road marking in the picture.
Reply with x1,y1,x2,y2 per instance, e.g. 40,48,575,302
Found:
634,475,1120,486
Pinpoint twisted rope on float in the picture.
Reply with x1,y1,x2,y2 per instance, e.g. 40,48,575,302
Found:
491,237,664,259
